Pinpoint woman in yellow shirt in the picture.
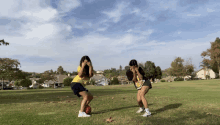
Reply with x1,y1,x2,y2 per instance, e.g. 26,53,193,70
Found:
70,55,94,117
126,59,152,117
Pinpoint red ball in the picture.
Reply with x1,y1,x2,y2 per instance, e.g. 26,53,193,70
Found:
85,105,91,114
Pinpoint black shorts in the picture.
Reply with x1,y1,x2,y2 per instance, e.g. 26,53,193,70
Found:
143,80,152,89
71,82,88,97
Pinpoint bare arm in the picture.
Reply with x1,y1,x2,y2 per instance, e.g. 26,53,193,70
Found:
132,72,138,83
89,65,93,77
136,69,143,80
78,65,85,78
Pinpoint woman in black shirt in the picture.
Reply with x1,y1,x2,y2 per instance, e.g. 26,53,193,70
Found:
126,59,152,117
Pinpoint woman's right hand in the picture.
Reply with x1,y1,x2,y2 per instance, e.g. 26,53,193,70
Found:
82,60,88,67
130,67,136,73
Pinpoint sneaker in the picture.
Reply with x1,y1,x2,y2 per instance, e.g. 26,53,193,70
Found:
136,107,145,113
78,111,91,117
142,111,151,117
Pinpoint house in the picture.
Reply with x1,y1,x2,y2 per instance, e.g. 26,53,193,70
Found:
29,78,41,88
96,70,104,74
54,75,68,88
117,75,130,84
42,80,56,88
196,68,216,79
183,75,191,81
90,74,110,86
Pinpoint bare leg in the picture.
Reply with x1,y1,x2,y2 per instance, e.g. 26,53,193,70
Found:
140,86,150,109
85,91,93,106
137,90,143,107
79,91,88,112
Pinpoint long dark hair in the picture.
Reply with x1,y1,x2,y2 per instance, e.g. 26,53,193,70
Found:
129,59,138,66
79,55,92,77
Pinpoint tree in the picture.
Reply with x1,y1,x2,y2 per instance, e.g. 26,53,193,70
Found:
110,77,119,85
125,66,130,71
14,70,28,80
201,37,220,78
144,61,156,81
119,65,122,71
0,58,21,90
20,79,32,87
72,71,78,75
138,63,145,70
14,80,20,86
200,61,211,80
40,70,57,83
90,79,95,85
0,39,9,46
63,77,73,86
155,66,162,79
184,58,196,79
211,61,219,74
57,66,64,74
170,57,185,78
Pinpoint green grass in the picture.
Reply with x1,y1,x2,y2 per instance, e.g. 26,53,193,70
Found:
1,80,220,125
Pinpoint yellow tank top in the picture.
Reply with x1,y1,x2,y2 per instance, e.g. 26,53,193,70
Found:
72,66,90,86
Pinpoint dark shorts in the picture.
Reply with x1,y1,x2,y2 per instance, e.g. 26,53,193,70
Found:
71,82,88,97
143,80,152,89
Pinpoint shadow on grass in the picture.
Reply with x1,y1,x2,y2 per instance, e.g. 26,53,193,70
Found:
130,110,220,125
152,103,182,115
91,104,153,115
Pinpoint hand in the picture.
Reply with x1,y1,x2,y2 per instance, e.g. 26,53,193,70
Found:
82,60,87,67
87,61,91,66
130,66,135,73
134,66,138,72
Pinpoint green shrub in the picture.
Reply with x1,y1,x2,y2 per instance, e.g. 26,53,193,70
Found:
90,79,95,85
39,85,44,89
206,75,210,79
110,77,120,85
20,79,32,87
63,77,73,86
14,80,20,86
161,80,165,82
174,77,184,81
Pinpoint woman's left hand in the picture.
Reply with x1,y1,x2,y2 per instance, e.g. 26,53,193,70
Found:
134,66,138,72
87,61,91,66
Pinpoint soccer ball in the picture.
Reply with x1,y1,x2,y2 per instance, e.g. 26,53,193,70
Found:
85,105,91,114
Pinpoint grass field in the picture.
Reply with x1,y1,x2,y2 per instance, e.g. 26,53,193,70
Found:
1,79,220,125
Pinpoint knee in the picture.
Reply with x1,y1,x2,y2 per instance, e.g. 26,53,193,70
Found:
140,93,145,98
137,99,142,103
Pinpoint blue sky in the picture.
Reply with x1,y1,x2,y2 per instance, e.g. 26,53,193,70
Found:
0,0,220,73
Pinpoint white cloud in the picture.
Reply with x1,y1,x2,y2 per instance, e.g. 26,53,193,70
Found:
58,0,81,13
97,27,108,32
131,8,140,14
23,23,59,40
207,8,215,12
127,29,133,32
178,31,181,34
159,0,177,11
141,29,154,36
187,14,201,17
19,8,58,22
102,2,129,23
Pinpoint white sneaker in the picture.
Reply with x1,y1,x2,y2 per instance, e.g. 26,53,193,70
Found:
78,111,91,117
136,107,145,113
142,111,151,117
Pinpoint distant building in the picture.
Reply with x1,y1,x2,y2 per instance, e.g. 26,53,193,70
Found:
90,74,109,86
96,70,104,74
196,68,216,79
